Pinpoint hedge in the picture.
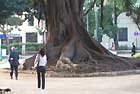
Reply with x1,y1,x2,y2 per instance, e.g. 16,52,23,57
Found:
1,42,44,54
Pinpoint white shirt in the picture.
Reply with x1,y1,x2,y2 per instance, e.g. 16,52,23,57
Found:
34,54,47,67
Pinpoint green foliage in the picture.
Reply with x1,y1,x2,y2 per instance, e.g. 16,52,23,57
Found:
10,43,22,54
0,0,33,31
26,0,45,20
0,0,13,19
7,17,24,26
1,43,22,54
131,1,140,30
84,0,95,36
1,42,44,54
25,42,44,51
0,27,13,34
6,0,28,13
84,0,137,39
35,27,44,35
88,11,95,36
27,0,38,9
102,5,115,38
0,0,28,19
118,45,131,50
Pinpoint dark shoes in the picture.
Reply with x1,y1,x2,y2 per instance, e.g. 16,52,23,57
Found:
10,75,18,80
10,73,13,79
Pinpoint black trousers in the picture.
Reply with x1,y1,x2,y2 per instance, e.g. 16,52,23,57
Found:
10,64,18,79
37,66,46,89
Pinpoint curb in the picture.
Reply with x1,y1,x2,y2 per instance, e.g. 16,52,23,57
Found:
1,69,140,77
46,70,140,77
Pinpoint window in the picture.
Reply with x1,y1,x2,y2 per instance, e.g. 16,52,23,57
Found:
26,33,37,42
118,28,128,41
28,15,34,26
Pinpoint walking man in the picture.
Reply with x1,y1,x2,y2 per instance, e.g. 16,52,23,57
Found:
131,42,136,56
9,47,19,80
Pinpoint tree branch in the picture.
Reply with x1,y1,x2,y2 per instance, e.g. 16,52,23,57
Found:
84,0,96,16
100,0,104,29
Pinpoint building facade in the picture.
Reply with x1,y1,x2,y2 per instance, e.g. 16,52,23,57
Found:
101,12,140,50
2,16,46,55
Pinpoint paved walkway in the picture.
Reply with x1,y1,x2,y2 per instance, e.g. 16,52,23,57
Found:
1,71,140,94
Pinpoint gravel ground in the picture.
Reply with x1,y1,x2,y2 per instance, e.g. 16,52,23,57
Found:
1,70,140,94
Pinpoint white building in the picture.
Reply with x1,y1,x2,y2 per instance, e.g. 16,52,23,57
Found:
117,12,140,47
101,12,140,49
5,16,46,55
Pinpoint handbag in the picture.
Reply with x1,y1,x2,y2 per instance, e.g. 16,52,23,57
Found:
34,54,40,68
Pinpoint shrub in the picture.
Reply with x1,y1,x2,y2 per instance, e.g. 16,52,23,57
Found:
1,42,44,54
25,42,44,51
118,45,130,50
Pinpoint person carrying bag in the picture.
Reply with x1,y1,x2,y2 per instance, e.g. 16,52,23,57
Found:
9,47,19,80
33,48,48,93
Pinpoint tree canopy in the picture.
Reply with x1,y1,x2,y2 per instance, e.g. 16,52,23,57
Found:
0,0,28,19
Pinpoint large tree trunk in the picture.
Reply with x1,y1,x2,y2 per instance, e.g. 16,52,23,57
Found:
24,0,140,73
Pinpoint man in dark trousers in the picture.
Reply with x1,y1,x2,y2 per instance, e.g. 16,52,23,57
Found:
131,42,136,56
9,47,19,80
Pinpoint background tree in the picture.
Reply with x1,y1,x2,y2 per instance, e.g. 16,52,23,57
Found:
0,0,28,54
0,0,28,32
85,0,138,49
88,0,137,49
130,0,140,30
106,0,137,49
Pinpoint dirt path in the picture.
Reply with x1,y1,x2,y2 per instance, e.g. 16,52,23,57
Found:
0,71,37,94
1,70,140,94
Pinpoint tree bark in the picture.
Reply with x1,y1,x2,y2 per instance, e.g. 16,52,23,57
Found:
23,0,140,73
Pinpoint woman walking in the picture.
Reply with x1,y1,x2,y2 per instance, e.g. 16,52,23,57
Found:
34,48,47,93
